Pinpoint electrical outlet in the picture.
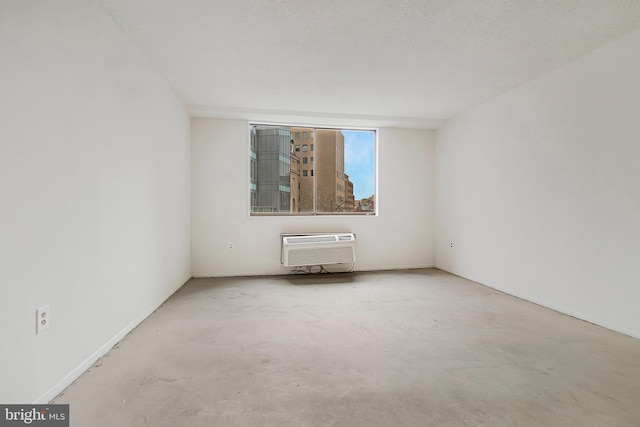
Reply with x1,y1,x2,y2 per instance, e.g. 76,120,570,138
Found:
227,242,234,250
450,242,454,248
36,305,50,334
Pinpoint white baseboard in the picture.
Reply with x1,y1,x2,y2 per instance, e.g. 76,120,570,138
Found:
436,267,640,340
34,300,168,404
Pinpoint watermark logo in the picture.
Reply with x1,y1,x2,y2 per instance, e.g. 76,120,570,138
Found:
0,405,68,426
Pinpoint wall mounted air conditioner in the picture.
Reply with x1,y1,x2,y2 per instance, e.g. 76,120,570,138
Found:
282,233,356,267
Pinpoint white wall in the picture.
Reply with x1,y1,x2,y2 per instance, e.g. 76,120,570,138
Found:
192,119,435,276
0,0,191,403
436,29,640,338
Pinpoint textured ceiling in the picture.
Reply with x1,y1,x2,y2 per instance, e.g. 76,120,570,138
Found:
96,0,640,128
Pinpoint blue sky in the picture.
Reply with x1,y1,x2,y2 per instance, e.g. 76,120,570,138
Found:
342,130,375,200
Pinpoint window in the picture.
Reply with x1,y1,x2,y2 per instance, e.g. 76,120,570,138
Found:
250,124,376,215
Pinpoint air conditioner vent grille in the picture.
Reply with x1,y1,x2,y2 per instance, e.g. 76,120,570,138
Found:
286,235,337,244
282,233,356,267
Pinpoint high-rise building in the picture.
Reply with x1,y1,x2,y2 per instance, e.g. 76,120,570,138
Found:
291,128,350,212
250,126,293,213
290,127,315,212
316,129,345,212
289,145,301,213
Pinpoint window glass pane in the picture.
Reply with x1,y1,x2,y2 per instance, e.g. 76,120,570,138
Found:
250,124,375,215
343,130,375,213
315,129,375,213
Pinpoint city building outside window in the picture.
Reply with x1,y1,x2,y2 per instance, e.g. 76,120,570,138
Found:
249,124,376,215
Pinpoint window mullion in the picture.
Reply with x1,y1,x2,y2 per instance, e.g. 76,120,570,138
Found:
312,129,317,214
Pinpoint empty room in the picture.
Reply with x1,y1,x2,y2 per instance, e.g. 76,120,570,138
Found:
1,0,639,426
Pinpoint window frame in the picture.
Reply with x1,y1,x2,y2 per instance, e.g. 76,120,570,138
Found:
249,122,378,217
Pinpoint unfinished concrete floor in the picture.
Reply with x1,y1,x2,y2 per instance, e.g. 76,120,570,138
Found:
53,269,640,426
